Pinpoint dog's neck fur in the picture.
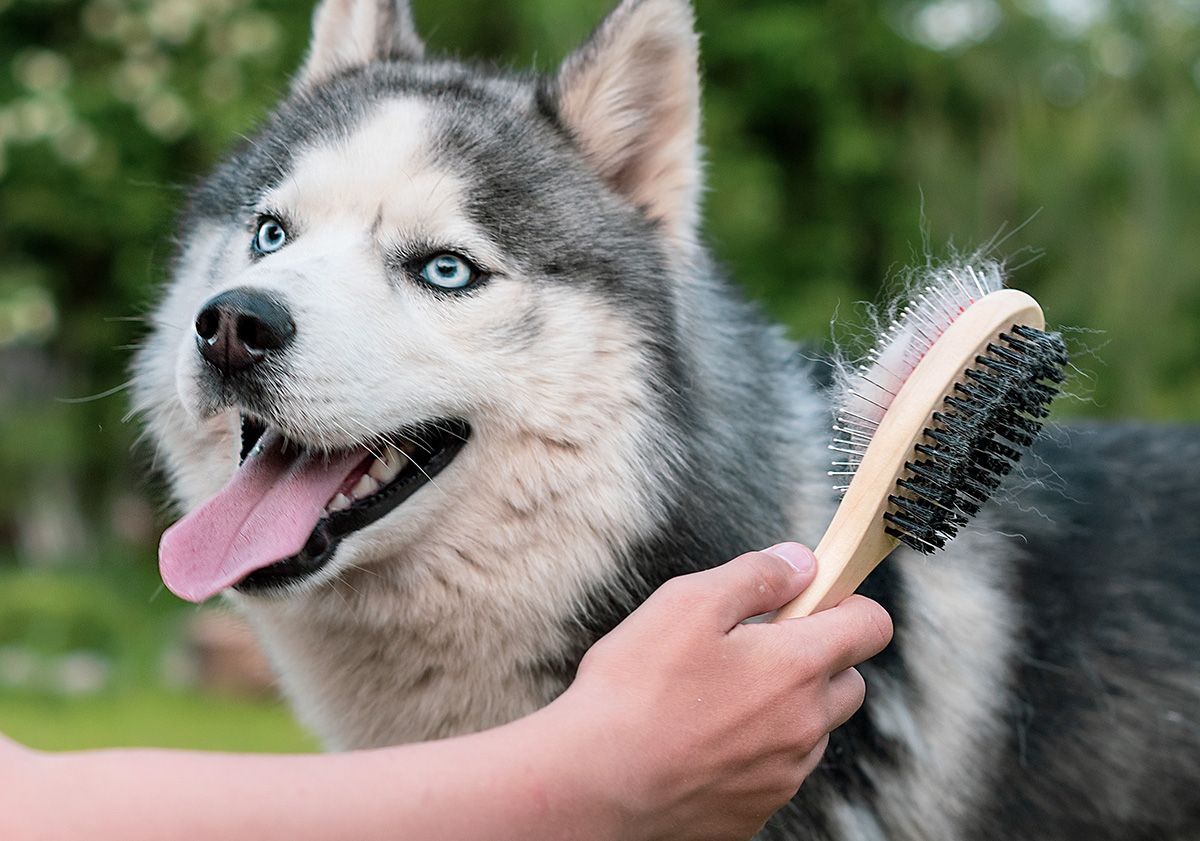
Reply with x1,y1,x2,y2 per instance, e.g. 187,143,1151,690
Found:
235,267,834,750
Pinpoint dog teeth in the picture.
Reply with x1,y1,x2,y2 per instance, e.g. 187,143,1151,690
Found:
322,444,417,514
367,459,390,483
368,447,405,484
327,448,408,514
351,474,379,499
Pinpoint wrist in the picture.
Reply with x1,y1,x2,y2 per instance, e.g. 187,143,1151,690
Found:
525,686,645,841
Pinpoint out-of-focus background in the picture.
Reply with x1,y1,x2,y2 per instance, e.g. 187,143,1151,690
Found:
1,0,1197,753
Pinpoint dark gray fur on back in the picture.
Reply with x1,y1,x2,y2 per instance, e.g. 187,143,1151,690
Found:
166,5,1200,838
972,424,1200,839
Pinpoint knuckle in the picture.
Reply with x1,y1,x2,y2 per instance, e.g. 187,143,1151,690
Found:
830,670,867,724
659,575,721,621
775,766,805,799
865,601,894,648
792,648,822,682
847,667,867,703
639,578,700,628
810,733,831,762
654,575,695,606
843,596,894,650
780,631,822,676
799,720,829,753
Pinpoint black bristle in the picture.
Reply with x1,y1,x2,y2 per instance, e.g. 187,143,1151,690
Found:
884,323,1067,554
886,526,939,552
976,437,1022,462
896,476,956,507
955,498,982,517
964,368,1005,391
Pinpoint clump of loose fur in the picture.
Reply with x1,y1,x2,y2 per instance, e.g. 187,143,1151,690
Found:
828,255,1068,551
829,256,1008,490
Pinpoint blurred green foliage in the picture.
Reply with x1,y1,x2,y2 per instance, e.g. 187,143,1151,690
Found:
0,538,318,750
0,557,171,674
0,0,1198,747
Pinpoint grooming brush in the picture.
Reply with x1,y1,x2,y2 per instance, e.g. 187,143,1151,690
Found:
775,263,1067,620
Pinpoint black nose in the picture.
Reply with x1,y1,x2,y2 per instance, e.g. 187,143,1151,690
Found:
195,288,295,375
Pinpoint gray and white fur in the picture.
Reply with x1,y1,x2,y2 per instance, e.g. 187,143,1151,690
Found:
131,0,1200,837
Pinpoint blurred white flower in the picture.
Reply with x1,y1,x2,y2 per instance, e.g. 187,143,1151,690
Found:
13,96,73,142
111,54,169,104
14,50,72,93
148,0,200,45
0,284,59,346
54,122,100,165
898,0,1001,52
1019,0,1109,36
139,89,191,140
0,646,39,689
112,8,152,47
1093,31,1141,78
229,12,281,57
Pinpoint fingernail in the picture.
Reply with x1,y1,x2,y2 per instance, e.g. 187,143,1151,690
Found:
764,543,815,574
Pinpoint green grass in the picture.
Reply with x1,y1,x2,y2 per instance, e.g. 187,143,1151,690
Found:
0,689,319,753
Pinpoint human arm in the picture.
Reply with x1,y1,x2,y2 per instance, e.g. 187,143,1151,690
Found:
0,545,892,841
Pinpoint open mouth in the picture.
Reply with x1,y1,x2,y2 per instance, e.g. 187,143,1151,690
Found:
158,415,470,602
234,416,470,595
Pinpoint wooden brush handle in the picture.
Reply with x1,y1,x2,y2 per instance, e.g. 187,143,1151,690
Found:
776,516,897,619
774,289,1045,620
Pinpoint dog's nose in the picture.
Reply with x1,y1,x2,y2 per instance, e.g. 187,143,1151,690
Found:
195,288,295,375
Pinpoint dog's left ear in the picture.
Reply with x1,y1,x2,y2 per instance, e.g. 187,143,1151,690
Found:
554,0,701,247
295,0,425,90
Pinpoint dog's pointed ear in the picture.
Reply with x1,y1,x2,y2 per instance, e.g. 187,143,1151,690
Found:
554,0,701,247
295,0,425,89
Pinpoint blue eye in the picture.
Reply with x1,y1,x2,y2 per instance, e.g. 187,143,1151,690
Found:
253,218,287,255
419,253,478,290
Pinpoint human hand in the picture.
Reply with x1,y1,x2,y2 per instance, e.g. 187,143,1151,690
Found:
550,544,893,841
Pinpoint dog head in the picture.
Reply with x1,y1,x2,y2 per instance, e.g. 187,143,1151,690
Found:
133,0,706,603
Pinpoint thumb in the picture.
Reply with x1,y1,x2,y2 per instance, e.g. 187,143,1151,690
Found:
696,544,817,630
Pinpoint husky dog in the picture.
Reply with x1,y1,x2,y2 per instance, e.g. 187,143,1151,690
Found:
132,0,1200,837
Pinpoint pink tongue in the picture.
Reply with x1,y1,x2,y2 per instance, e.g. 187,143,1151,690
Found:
159,431,364,603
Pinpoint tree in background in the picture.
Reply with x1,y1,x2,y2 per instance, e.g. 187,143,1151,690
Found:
1,0,1198,566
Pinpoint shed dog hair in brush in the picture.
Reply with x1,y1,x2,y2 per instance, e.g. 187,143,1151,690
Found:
777,262,1067,619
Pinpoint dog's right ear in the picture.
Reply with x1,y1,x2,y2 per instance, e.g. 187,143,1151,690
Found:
294,0,425,90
